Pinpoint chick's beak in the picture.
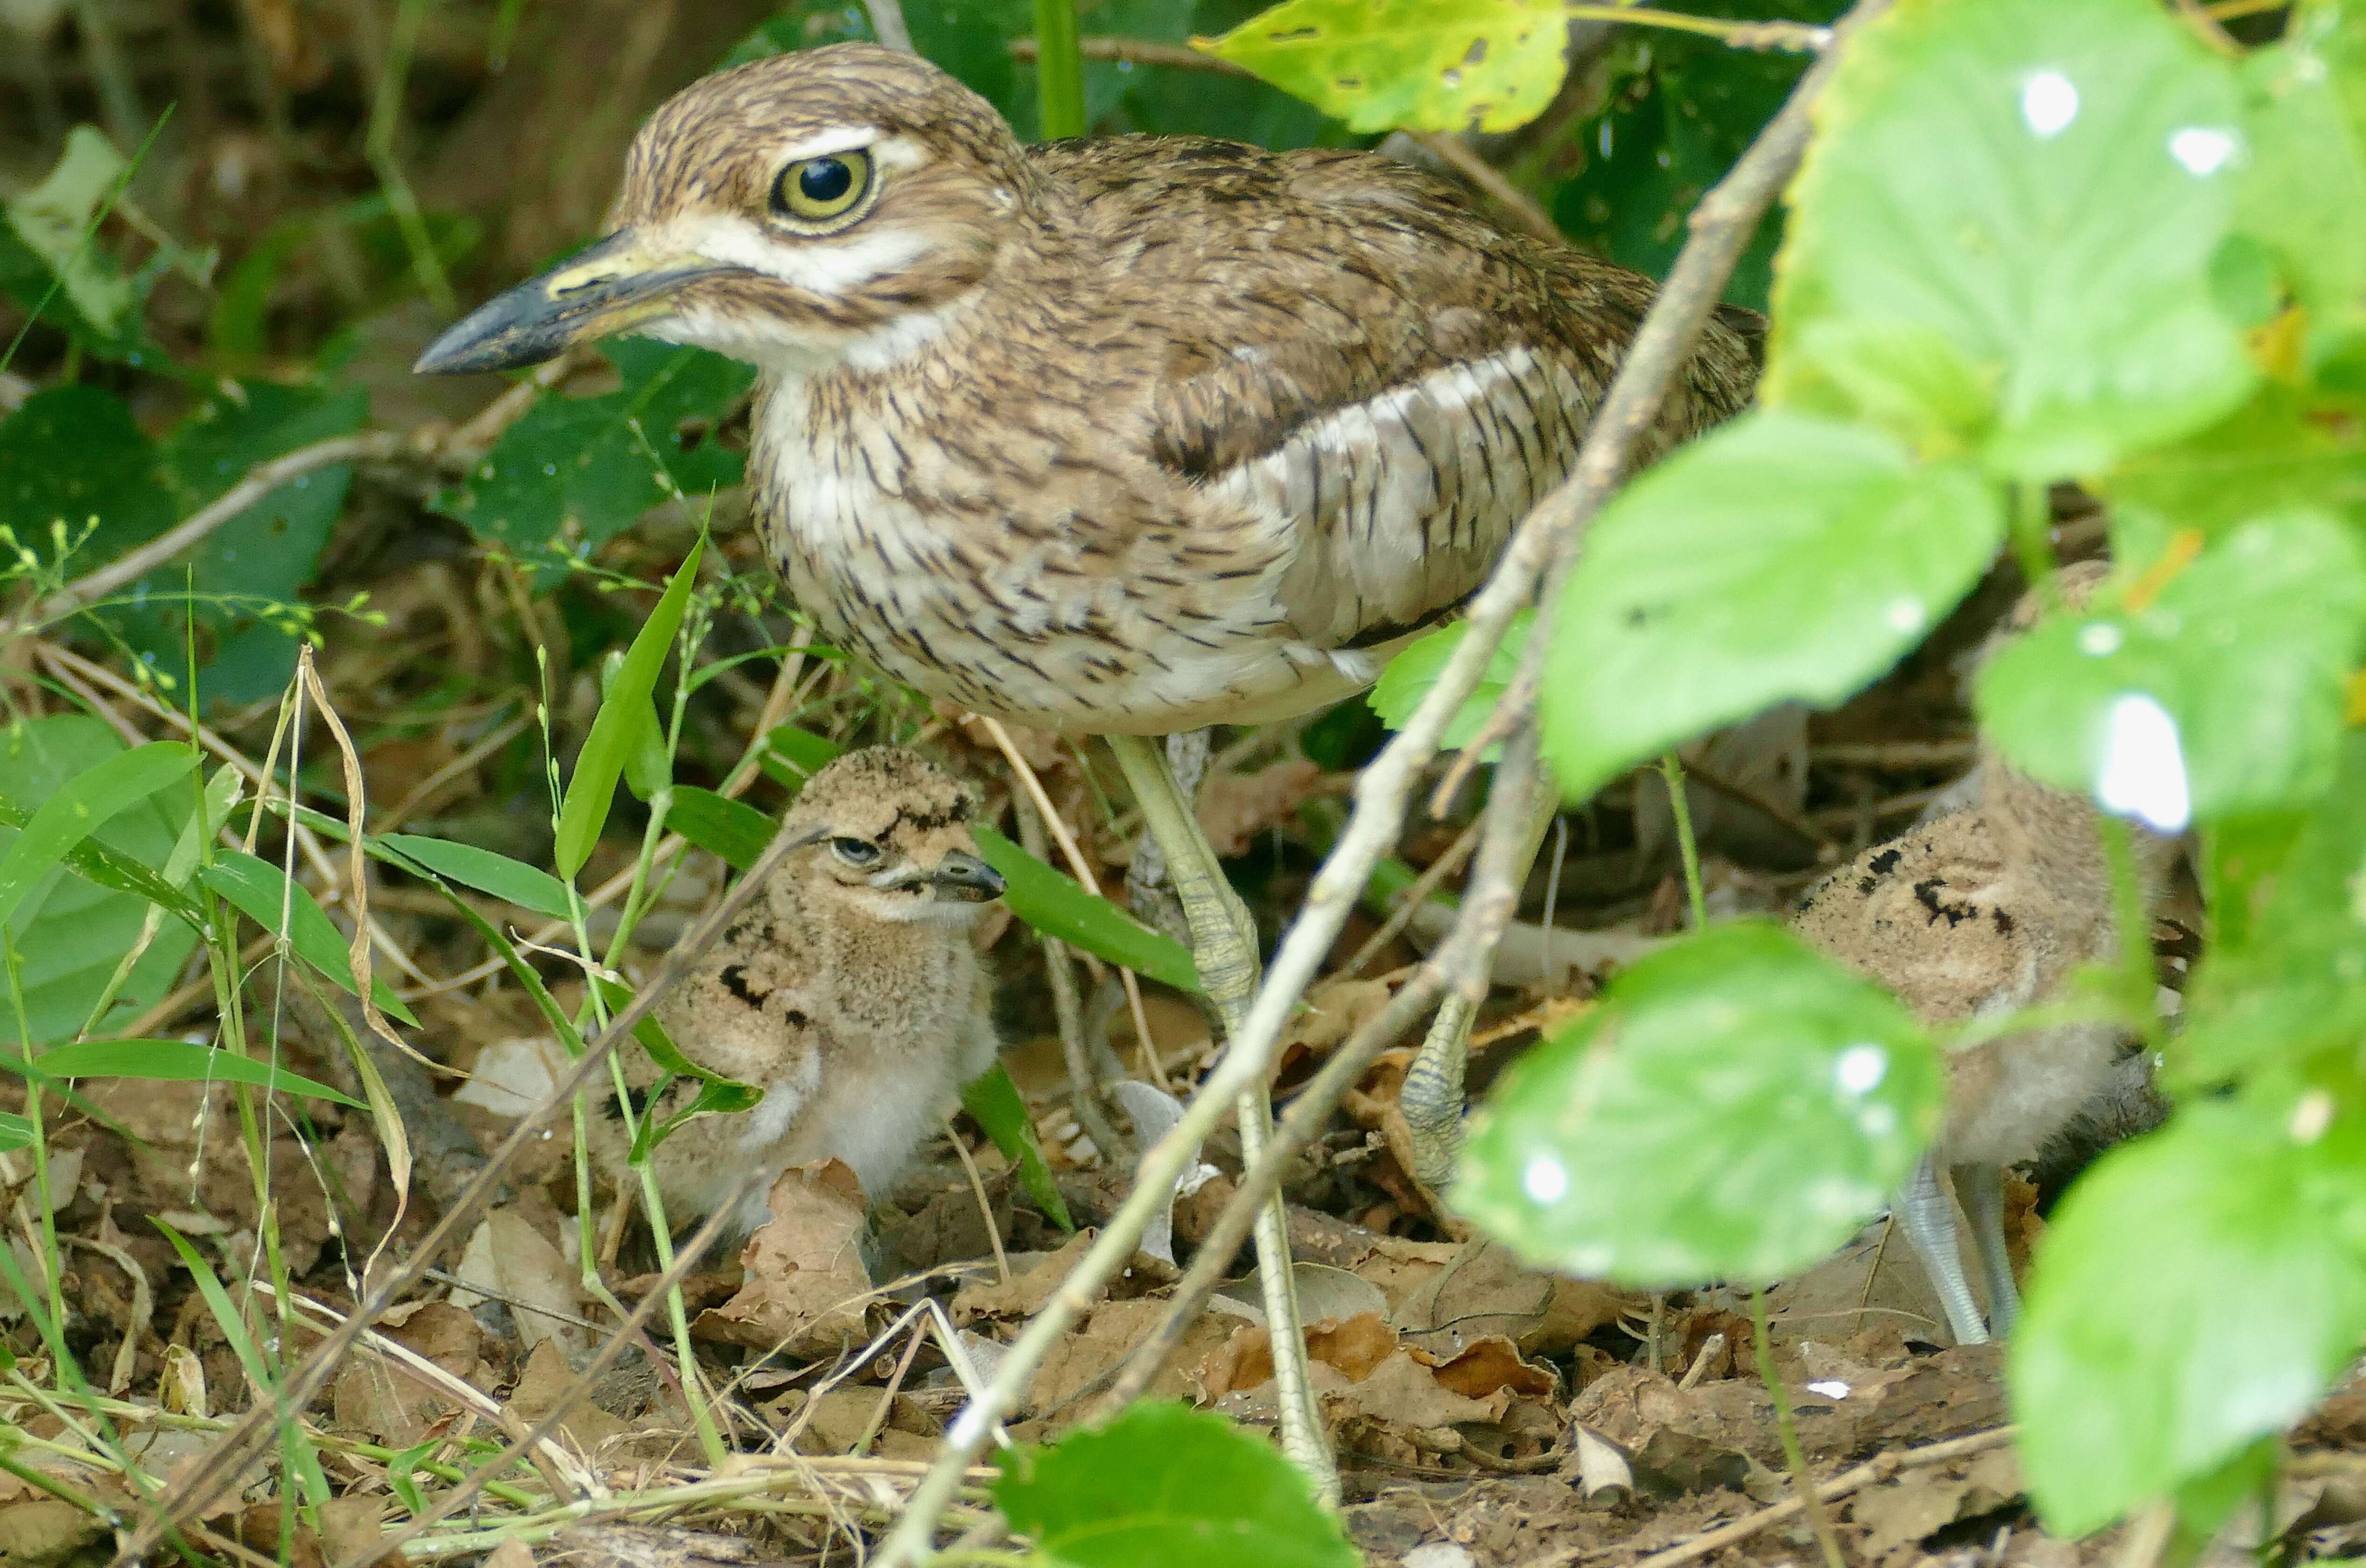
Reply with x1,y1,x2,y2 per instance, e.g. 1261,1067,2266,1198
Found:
929,850,1005,903
413,228,726,375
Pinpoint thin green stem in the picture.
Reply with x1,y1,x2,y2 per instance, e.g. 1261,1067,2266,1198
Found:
1033,0,1087,140
1751,1288,1846,1568
1658,752,1709,930
2009,480,2059,605
1563,3,1829,49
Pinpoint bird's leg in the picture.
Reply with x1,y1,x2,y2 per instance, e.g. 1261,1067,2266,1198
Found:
1897,1156,1990,1345
1400,775,1564,1193
1106,734,1335,1500
1956,1161,2020,1339
1123,730,1210,948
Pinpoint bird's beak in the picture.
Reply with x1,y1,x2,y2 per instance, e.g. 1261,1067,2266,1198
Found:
927,850,1006,903
413,228,726,375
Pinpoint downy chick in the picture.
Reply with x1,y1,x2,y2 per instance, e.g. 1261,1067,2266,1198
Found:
1792,566,2173,1343
594,747,1005,1240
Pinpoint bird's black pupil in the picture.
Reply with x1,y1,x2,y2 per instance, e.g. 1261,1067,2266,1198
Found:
800,159,853,204
836,837,875,861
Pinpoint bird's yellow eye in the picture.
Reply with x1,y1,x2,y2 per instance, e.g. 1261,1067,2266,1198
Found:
772,151,873,226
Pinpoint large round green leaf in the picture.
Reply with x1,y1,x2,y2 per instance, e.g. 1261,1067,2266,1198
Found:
1770,0,2252,477
2013,1103,2366,1535
1539,411,2000,802
1453,922,1942,1288
1975,510,2366,827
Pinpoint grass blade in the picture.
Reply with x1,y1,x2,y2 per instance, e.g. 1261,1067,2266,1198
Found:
973,827,1201,994
33,1038,365,1108
555,536,705,877
0,743,194,927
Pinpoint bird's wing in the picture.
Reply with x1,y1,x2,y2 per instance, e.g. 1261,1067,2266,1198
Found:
1072,142,1758,652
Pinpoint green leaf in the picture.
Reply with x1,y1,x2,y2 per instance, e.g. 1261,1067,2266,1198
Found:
973,826,1201,995
1975,511,2366,824
1196,0,1566,134
668,786,776,872
2178,731,2366,1089
1453,922,1942,1288
1770,0,2252,477
31,1039,365,1109
0,1112,29,1153
960,1062,1074,1232
1368,609,1530,753
0,386,175,576
2012,1103,2366,1535
2102,383,2366,542
555,536,705,878
0,718,201,1048
1537,412,2002,802
2233,1,2366,327
0,742,193,928
104,381,371,706
429,341,751,558
199,850,420,1026
588,976,762,1157
0,127,143,353
995,1401,1356,1568
380,834,573,919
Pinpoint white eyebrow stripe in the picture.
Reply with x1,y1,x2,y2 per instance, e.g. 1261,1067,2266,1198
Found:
777,125,881,162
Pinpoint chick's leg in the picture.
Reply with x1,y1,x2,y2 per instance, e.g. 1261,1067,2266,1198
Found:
1898,1156,1990,1345
1956,1161,2020,1339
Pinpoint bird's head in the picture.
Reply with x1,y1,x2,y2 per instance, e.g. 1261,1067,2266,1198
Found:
415,44,1036,379
779,746,1004,926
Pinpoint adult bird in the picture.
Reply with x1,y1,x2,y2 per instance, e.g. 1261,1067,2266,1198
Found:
417,41,1760,1485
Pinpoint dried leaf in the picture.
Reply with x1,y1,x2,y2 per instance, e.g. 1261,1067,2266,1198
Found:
693,1160,873,1355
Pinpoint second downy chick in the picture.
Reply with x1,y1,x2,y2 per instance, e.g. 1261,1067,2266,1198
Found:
1792,567,2176,1343
594,746,1006,1241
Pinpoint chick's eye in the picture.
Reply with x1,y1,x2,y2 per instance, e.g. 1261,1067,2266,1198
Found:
773,151,872,223
829,836,880,867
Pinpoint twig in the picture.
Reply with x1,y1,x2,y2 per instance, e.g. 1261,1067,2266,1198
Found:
1523,1426,2018,1568
6,431,406,640
113,830,815,1564
1562,4,1830,50
1008,35,1252,76
1012,790,1126,1165
1339,815,1483,980
1408,132,1564,245
872,6,1876,1554
944,1117,1012,1288
865,0,915,52
378,709,531,832
342,1179,761,1568
1752,1288,1845,1568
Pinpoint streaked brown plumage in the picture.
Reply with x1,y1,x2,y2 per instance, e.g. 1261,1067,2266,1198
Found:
592,747,1003,1236
420,43,1760,735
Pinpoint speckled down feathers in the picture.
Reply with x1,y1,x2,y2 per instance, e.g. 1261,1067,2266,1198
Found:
607,44,1759,733
593,746,998,1236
